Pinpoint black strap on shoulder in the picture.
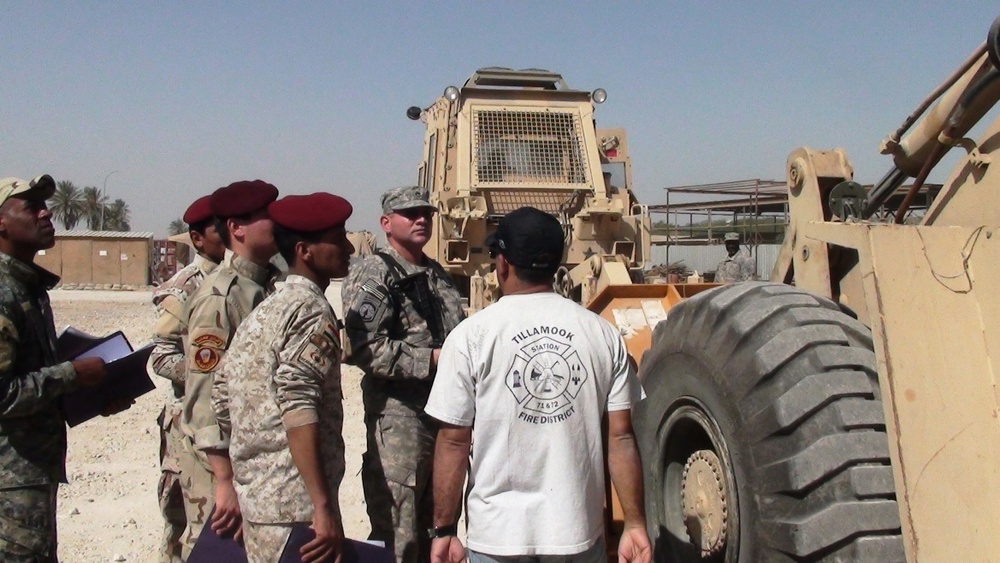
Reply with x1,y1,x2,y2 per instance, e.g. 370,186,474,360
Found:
374,252,408,284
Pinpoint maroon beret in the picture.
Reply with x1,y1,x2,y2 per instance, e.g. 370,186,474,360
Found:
268,193,353,233
182,195,214,225
210,180,279,218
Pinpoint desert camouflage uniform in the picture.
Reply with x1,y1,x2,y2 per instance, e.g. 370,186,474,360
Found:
213,275,345,563
343,246,464,563
0,252,78,561
146,254,218,562
715,248,756,282
177,250,279,558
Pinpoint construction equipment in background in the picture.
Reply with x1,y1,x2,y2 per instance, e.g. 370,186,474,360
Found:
406,67,650,312
587,15,1000,561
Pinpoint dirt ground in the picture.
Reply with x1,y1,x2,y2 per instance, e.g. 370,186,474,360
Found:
50,289,370,562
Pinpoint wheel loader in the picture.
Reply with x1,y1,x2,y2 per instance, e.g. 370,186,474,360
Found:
408,14,1000,558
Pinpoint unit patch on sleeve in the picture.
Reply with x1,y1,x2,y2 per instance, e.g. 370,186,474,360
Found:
192,333,225,372
294,322,340,373
356,280,389,326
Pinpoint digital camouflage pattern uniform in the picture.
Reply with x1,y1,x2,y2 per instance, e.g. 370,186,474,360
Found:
177,251,279,558
343,245,464,563
212,275,345,563
715,248,756,282
146,254,218,562
0,251,78,562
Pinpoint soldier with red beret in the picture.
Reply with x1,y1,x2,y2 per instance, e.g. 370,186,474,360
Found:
177,180,281,555
212,193,355,562
147,194,227,562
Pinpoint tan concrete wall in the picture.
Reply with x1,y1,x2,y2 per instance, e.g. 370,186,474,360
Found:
34,245,62,276
119,240,149,286
61,240,92,284
91,240,121,285
46,237,151,286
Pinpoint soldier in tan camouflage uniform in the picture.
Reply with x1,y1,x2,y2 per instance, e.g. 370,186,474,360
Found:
213,193,355,563
178,180,280,556
343,186,465,563
0,175,111,561
715,232,757,283
147,194,226,562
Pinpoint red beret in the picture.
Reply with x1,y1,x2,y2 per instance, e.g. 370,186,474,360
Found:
210,180,279,218
182,195,214,225
268,193,353,233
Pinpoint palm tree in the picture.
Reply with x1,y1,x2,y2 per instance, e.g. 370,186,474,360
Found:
168,218,186,235
80,186,108,230
49,181,84,229
104,199,131,231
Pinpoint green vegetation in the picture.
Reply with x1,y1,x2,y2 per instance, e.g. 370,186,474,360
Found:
49,181,132,231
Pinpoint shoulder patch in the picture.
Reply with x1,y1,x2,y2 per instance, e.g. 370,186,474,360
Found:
191,332,226,372
361,280,387,300
294,322,340,373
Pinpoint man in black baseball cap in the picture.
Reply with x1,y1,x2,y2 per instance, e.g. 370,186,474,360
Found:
485,206,565,282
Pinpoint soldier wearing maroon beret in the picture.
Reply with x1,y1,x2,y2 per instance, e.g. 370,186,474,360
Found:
148,193,229,560
213,193,355,561
177,180,281,555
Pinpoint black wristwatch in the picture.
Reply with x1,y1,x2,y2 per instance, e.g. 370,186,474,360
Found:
429,523,458,538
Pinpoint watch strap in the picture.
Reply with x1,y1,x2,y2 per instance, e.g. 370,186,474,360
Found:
429,523,458,538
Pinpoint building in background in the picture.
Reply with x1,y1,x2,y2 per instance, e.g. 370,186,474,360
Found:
36,230,154,287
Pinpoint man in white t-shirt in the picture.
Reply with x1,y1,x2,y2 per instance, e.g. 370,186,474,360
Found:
424,206,651,563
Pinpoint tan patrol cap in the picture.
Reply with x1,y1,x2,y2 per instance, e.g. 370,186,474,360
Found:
0,175,56,206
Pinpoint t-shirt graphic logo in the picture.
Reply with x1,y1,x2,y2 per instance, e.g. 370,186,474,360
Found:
506,333,588,424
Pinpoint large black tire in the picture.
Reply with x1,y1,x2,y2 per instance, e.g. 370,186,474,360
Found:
634,282,904,562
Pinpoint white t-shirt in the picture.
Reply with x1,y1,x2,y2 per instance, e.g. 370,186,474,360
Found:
425,292,643,556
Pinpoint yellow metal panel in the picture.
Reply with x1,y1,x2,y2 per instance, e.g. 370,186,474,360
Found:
863,225,1000,561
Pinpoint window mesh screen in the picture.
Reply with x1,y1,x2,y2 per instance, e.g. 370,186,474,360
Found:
472,109,590,186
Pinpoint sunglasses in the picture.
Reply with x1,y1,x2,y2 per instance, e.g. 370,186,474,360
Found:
394,208,435,220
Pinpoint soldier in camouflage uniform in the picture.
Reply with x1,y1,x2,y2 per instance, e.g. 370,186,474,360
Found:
343,186,465,563
0,175,110,561
715,232,756,282
213,193,355,563
146,194,226,562
178,180,280,556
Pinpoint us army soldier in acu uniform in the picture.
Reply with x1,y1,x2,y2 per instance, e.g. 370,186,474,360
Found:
146,194,226,562
343,186,465,563
0,175,111,561
178,180,280,556
213,193,354,563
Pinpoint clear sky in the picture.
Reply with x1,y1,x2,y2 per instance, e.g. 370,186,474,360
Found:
4,2,996,236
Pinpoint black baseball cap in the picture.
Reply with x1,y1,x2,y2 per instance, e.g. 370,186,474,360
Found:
485,207,564,273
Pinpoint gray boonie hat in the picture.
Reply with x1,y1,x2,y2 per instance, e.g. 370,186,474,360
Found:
724,232,740,242
0,175,56,206
381,186,435,214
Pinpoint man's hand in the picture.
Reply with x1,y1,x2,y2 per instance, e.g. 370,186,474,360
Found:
430,536,465,563
301,506,343,563
617,525,652,563
100,397,134,417
432,348,442,367
211,478,243,541
71,357,108,387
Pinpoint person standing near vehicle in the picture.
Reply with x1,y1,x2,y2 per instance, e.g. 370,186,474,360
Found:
0,175,111,561
342,186,465,563
426,206,651,563
715,232,756,283
147,194,226,562
178,180,280,556
212,193,355,563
